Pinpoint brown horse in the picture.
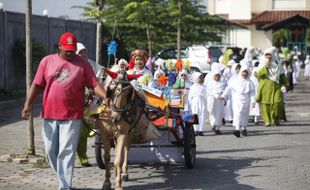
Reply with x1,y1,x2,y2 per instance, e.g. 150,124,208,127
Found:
98,70,135,190
98,68,162,190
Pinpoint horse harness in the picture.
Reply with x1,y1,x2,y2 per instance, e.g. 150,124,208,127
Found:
105,77,144,138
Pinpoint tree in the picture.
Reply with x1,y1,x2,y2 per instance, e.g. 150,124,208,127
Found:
25,0,35,155
124,1,156,57
78,0,226,55
73,0,106,65
273,29,288,48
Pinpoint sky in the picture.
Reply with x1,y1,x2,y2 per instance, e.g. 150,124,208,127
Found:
0,0,90,20
0,0,209,20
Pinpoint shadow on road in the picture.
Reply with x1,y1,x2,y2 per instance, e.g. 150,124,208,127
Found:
0,102,41,127
123,157,258,190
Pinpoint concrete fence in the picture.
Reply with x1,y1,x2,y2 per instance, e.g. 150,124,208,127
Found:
0,10,97,92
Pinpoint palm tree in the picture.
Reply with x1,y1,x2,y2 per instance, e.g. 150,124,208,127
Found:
272,29,288,48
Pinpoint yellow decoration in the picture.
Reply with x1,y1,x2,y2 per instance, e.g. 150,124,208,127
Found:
145,92,169,109
137,74,151,85
166,59,174,71
84,104,107,117
184,59,191,71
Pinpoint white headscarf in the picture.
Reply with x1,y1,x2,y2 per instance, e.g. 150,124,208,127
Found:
192,72,203,84
227,59,236,66
259,47,285,83
234,65,251,93
242,47,254,62
154,69,165,80
212,68,222,76
179,69,189,77
118,58,128,67
250,67,259,87
211,62,226,72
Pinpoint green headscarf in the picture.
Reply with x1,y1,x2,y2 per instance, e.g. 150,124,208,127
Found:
222,49,233,66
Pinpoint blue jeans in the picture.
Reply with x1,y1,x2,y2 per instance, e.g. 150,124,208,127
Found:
42,119,82,190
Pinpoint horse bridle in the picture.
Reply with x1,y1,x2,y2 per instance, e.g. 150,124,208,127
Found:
109,79,134,114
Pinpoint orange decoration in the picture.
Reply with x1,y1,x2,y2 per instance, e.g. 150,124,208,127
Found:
175,59,183,73
157,75,168,86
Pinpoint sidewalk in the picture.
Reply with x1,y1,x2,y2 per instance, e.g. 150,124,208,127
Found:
0,78,310,190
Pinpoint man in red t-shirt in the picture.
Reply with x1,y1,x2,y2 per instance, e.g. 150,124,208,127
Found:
21,32,107,190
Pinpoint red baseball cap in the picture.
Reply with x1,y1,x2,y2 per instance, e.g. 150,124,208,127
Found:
59,32,77,51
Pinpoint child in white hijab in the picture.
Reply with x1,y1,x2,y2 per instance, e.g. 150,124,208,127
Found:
206,69,226,134
221,65,255,137
249,67,260,124
188,72,207,136
304,55,310,80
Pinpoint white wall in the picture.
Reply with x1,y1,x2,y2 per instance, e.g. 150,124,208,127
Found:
233,29,252,48
273,0,307,10
208,0,216,15
306,0,310,9
0,0,89,20
229,0,251,19
215,0,230,14
252,0,272,13
251,26,273,50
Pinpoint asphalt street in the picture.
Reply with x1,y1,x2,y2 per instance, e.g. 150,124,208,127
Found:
0,77,310,190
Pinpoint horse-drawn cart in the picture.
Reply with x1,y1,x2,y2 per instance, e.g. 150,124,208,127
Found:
94,88,198,169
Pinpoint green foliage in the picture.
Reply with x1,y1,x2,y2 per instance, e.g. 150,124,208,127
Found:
306,28,310,45
77,0,226,55
272,29,288,48
12,39,47,74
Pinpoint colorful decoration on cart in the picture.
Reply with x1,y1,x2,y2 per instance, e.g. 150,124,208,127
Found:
102,67,142,81
168,72,177,86
166,59,174,71
142,85,163,97
183,59,191,71
175,59,183,73
157,75,168,86
107,40,118,56
137,73,152,85
165,89,184,108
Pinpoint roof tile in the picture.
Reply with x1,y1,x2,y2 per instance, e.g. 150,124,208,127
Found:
251,10,310,24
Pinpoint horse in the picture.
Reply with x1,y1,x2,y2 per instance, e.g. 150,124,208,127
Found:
97,70,135,190
98,68,161,190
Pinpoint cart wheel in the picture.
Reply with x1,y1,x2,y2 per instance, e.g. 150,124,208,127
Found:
95,134,105,169
183,122,196,169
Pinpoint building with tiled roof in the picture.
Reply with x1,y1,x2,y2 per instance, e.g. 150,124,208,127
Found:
208,0,310,52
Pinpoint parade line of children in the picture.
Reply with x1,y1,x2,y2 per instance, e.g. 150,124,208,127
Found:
108,46,302,138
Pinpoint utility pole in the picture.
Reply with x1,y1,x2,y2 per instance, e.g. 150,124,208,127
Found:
25,0,35,155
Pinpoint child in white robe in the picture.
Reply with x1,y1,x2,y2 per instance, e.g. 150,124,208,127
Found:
221,65,255,137
293,56,302,84
304,55,310,80
188,72,207,136
249,67,260,124
223,60,235,123
206,69,226,134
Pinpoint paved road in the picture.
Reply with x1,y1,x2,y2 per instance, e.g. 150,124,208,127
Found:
0,78,310,190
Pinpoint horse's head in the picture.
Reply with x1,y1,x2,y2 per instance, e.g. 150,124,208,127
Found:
103,68,141,124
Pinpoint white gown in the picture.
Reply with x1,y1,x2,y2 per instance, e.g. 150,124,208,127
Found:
206,79,226,128
249,67,260,117
188,83,207,132
304,59,310,78
222,71,255,130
